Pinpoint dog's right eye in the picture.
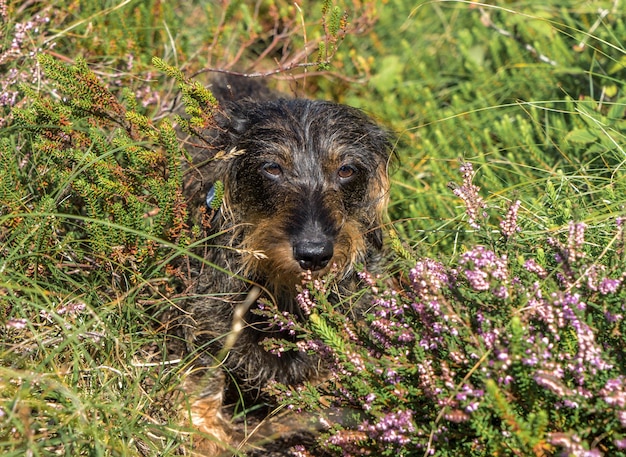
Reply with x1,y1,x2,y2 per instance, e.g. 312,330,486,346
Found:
260,162,283,179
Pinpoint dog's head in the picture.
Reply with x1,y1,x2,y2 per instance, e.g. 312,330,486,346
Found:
211,98,392,287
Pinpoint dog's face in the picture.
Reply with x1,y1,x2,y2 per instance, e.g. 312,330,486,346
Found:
216,99,391,287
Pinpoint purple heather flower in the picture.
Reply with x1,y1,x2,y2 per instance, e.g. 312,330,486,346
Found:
493,285,509,299
460,246,508,276
57,301,87,315
464,269,490,291
605,311,623,323
459,246,509,297
381,368,401,384
345,351,366,372
290,444,311,457
562,399,580,409
615,438,626,450
358,269,377,291
417,360,440,397
567,222,587,261
409,259,449,299
465,401,480,413
599,277,622,295
451,161,486,229
601,377,626,408
6,318,27,329
363,393,376,411
325,430,368,450
274,311,297,335
296,339,332,359
575,321,613,374
397,329,415,343
372,290,404,318
604,377,624,393
443,409,470,423
500,199,521,238
370,316,411,348
480,328,499,349
524,259,548,278
456,384,484,407
361,410,415,446
535,370,572,398
341,320,360,342
543,293,614,379
296,288,316,315
549,433,602,457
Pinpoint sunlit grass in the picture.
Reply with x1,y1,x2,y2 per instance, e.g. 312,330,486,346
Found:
1,0,625,455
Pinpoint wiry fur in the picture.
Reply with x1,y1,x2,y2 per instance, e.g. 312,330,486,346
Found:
179,75,392,454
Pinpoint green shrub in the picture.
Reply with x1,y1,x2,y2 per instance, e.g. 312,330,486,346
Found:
266,161,626,456
2,0,626,455
0,1,387,454
0,53,194,455
256,4,626,454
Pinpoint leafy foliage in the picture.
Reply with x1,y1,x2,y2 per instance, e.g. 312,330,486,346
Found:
1,0,626,455
268,163,626,456
8,54,189,278
1,45,192,457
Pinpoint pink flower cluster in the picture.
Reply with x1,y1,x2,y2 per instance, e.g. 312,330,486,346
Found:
451,161,486,229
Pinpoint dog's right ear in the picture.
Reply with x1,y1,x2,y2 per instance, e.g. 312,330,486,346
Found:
210,74,274,103
210,74,278,138
223,103,251,136
212,102,252,146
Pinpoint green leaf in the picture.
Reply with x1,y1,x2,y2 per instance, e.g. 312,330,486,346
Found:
565,128,597,144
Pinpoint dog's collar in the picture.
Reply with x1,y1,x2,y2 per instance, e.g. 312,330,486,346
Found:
205,182,222,224
206,184,217,208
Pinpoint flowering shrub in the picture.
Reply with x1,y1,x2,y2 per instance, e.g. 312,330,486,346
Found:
266,162,626,456
0,7,52,127
1,0,624,455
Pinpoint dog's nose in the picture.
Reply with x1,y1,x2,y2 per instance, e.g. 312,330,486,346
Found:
293,238,334,271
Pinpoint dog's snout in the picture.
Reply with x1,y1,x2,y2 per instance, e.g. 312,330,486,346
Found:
293,237,334,271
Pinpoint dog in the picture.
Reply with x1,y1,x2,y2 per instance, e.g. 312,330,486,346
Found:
179,75,393,455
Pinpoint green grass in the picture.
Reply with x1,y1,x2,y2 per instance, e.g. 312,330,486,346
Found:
1,0,626,455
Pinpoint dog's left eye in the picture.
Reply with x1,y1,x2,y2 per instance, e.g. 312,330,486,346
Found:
337,165,357,181
260,162,283,179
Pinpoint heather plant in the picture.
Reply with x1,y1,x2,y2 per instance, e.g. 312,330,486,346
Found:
0,1,388,454
265,161,626,456
7,53,191,275
0,2,53,127
0,53,195,454
1,0,626,455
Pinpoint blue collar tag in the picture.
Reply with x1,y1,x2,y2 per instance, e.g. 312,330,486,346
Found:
205,183,221,226
206,184,217,209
